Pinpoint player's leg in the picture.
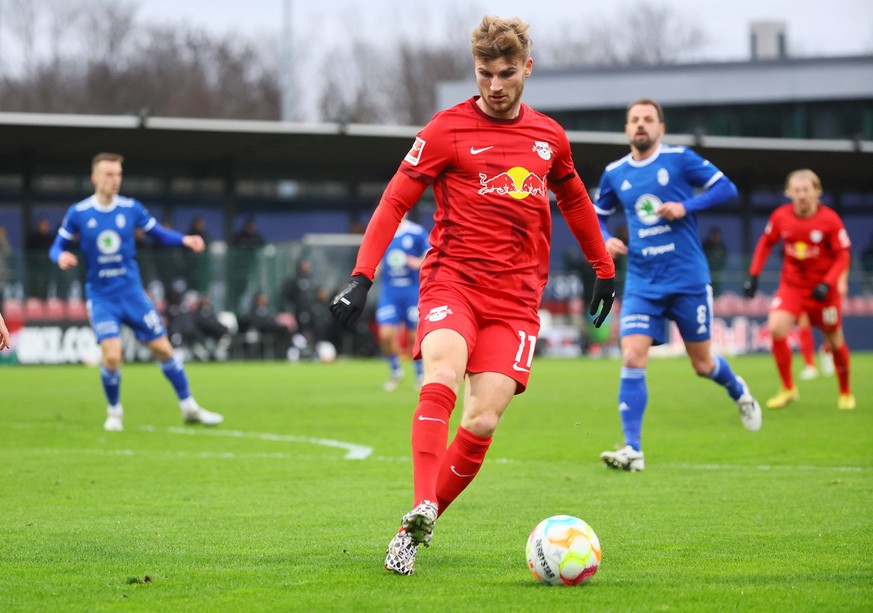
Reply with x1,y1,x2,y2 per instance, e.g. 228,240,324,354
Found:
435,312,535,515
684,339,761,432
767,308,800,408
147,335,223,425
797,313,818,380
376,300,404,391
88,298,125,430
385,326,465,575
600,294,662,471
100,337,124,431
814,301,853,409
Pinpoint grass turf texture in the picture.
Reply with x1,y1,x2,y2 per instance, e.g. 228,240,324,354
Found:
1,355,871,612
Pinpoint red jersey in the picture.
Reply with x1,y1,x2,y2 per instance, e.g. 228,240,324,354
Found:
749,203,851,292
353,97,612,311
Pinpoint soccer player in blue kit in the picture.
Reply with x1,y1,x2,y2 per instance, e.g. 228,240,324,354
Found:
376,215,429,391
594,99,761,471
50,153,223,431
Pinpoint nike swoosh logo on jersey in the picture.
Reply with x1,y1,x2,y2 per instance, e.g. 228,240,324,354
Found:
450,465,476,478
417,415,446,424
470,146,494,155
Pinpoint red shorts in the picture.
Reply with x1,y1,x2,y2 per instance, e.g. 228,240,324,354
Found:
771,284,843,331
413,281,541,394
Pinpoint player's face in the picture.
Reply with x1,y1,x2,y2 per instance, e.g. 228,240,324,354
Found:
92,161,123,201
474,55,532,119
625,104,664,157
785,176,821,218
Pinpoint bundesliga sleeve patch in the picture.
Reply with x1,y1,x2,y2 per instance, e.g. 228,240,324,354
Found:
404,137,426,166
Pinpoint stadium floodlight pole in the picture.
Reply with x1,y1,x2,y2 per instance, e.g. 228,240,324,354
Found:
281,0,294,121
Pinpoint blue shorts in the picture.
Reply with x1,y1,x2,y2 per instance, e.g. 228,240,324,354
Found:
376,284,420,328
619,286,713,346
87,290,166,343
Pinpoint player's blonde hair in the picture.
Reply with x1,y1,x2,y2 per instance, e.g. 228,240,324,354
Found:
785,169,822,195
92,152,123,170
471,16,531,62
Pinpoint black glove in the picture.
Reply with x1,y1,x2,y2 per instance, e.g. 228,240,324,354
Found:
330,274,373,328
743,276,758,298
589,277,615,329
811,282,830,302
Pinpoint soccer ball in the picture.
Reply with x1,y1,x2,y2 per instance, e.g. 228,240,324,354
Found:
526,515,601,586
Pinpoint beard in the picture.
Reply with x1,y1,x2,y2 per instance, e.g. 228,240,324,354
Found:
633,133,655,153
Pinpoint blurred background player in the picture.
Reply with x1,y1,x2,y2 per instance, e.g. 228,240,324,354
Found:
50,153,224,431
330,16,615,576
745,169,854,410
595,98,762,472
376,214,429,391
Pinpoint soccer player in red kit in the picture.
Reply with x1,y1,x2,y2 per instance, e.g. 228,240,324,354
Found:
330,16,615,576
744,169,854,410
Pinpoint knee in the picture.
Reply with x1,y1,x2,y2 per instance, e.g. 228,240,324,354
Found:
461,412,499,438
692,358,714,378
428,364,463,392
103,355,122,371
622,350,647,369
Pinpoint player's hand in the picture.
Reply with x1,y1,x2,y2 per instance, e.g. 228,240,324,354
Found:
182,235,206,253
57,251,78,270
589,277,615,329
743,276,758,298
811,282,830,302
605,237,628,258
330,274,373,328
657,201,687,221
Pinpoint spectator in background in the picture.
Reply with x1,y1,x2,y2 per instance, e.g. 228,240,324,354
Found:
245,291,295,358
185,216,210,293
25,216,56,299
702,226,729,296
228,217,266,311
281,258,318,343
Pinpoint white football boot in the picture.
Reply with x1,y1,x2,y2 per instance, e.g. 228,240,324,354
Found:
180,398,224,426
383,369,405,392
401,500,439,547
798,365,819,381
103,405,123,432
734,376,762,432
384,529,418,575
600,445,645,472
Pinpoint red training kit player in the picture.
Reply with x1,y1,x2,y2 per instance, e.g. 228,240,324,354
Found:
350,97,613,516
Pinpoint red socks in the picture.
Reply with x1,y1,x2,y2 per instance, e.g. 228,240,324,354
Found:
771,336,794,389
797,326,815,367
436,426,492,516
411,383,456,506
832,342,851,394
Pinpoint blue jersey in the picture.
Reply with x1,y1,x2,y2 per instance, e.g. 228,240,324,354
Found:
57,195,157,299
380,219,429,290
595,145,724,298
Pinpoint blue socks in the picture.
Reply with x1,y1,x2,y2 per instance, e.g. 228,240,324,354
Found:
387,354,401,374
413,358,423,379
100,367,121,406
618,367,647,452
160,356,191,401
707,354,744,400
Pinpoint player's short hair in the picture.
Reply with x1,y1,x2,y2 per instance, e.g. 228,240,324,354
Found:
785,169,822,194
471,16,531,62
92,152,124,170
627,98,664,123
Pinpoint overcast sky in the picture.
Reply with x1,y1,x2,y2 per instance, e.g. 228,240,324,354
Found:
136,0,873,60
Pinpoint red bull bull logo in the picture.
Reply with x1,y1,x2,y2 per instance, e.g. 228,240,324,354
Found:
478,167,547,199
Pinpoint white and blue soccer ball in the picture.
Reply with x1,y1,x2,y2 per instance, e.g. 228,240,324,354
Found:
526,515,602,586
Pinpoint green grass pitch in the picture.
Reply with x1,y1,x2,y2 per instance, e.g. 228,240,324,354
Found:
1,354,871,611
